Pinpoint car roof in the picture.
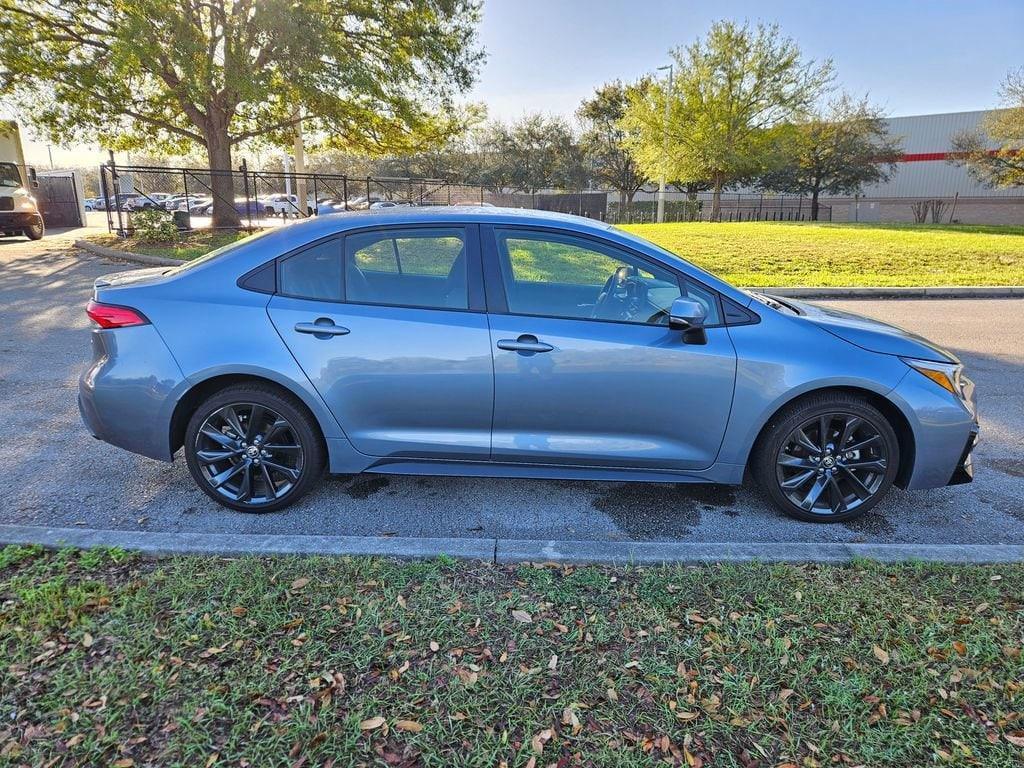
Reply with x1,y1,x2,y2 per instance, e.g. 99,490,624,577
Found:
273,205,614,240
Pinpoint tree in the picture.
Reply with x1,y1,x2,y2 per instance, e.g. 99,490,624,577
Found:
478,115,577,199
623,20,833,220
0,0,483,227
951,68,1024,188
759,94,903,220
578,80,648,219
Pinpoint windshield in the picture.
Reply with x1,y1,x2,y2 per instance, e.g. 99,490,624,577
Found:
0,163,22,188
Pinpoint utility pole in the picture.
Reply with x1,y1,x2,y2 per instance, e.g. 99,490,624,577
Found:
292,106,307,215
656,63,673,224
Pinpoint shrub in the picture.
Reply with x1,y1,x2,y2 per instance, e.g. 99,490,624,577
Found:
131,207,178,243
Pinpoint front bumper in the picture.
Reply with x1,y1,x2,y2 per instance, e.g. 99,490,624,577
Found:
948,429,979,485
889,369,979,491
0,211,42,230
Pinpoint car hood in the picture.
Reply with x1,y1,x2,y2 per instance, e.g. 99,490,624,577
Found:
777,296,959,363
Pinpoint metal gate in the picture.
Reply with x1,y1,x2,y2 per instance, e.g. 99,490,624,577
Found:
37,173,83,228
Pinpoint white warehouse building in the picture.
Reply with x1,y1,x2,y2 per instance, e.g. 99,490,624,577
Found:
828,110,1021,224
628,110,1022,224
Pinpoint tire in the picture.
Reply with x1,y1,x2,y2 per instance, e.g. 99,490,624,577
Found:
183,383,325,513
751,392,900,523
24,218,44,240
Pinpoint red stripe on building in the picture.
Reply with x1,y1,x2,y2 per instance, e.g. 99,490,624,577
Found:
898,149,1014,162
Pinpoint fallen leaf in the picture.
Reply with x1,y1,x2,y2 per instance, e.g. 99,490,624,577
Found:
112,761,134,768
511,609,532,623
429,641,439,652
359,716,386,731
531,728,553,754
82,633,94,648
548,654,558,670
872,645,890,665
1005,734,1024,747
290,577,309,590
394,720,423,733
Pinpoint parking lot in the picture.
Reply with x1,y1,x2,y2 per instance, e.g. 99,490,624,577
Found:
2,232,1023,547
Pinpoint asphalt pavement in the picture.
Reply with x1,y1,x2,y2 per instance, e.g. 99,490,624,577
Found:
2,233,1022,547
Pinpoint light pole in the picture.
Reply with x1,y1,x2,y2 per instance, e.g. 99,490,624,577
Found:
656,63,673,224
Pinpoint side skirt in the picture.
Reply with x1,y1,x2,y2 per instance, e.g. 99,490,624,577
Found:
326,439,745,485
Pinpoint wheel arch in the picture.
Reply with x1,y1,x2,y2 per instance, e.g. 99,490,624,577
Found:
747,385,916,489
169,372,330,457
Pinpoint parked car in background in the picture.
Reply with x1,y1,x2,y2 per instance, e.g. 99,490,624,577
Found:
124,192,174,211
163,195,208,212
79,207,978,522
189,198,265,217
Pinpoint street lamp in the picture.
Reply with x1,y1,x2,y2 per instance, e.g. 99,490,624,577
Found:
656,63,673,224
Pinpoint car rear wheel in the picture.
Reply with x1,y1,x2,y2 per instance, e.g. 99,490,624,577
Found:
184,384,325,513
752,393,899,523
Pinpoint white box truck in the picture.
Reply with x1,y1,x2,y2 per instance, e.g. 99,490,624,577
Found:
0,120,44,240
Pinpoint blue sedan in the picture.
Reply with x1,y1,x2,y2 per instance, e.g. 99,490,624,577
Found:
79,208,978,522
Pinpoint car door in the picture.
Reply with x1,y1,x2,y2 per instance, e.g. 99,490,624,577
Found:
267,224,493,459
484,226,737,471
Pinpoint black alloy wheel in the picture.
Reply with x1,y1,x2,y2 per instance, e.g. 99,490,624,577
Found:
184,384,325,512
753,394,900,522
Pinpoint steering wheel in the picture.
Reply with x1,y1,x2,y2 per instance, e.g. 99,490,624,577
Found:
592,265,642,320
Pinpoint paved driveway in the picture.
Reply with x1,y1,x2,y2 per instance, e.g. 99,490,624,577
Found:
2,235,1022,546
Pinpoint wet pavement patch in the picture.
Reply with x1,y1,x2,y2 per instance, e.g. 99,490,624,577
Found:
989,458,1024,478
342,476,391,499
591,483,736,540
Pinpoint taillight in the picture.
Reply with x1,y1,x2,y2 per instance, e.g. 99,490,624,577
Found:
86,300,149,329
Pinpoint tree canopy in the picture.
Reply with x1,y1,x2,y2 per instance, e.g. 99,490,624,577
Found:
0,0,484,225
951,68,1024,188
622,20,834,219
759,94,903,220
577,80,648,214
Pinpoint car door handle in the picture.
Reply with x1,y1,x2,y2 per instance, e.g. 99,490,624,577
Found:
496,335,554,353
294,320,350,336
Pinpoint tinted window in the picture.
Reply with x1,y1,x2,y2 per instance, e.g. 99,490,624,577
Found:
494,230,716,326
279,239,343,301
345,228,467,309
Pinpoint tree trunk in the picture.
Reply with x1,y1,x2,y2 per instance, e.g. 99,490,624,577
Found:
711,174,723,222
205,127,242,230
810,187,820,222
618,190,628,223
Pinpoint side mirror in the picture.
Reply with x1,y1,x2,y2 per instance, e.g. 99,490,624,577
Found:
669,298,706,330
28,167,39,189
669,297,708,345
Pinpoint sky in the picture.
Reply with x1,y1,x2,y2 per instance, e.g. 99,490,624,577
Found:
11,0,1024,168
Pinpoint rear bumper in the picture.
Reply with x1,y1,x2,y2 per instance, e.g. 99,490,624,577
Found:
78,325,187,461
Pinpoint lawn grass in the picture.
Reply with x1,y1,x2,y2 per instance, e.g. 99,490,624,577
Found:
87,230,251,261
2,546,1022,766
620,221,1024,287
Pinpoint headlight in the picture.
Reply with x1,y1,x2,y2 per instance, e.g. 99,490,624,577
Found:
901,357,966,397
13,187,37,211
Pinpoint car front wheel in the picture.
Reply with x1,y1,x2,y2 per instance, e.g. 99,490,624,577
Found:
183,384,325,513
24,218,44,240
752,393,900,523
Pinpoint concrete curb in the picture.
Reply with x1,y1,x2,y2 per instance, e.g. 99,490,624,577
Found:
0,524,495,561
3,524,1023,565
761,285,1024,299
74,238,183,267
496,539,1024,564
72,239,1022,299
